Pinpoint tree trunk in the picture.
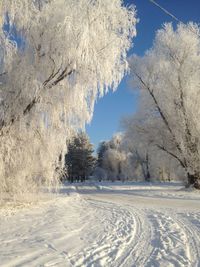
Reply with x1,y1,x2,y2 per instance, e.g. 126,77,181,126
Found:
146,171,151,182
187,172,200,189
145,153,151,182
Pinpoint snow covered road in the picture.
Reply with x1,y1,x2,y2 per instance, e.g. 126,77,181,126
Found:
0,183,200,267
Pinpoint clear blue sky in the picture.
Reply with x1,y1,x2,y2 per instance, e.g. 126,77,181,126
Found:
86,0,200,151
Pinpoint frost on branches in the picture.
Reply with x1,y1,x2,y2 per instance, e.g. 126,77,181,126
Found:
96,133,129,181
0,0,137,201
129,23,200,188
96,130,180,182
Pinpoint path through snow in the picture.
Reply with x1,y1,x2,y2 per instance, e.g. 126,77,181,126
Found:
0,182,200,267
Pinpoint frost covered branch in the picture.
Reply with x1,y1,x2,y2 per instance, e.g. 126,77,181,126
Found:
0,0,137,201
129,23,200,188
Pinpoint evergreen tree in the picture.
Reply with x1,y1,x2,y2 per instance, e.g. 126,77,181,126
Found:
97,141,109,168
65,132,96,182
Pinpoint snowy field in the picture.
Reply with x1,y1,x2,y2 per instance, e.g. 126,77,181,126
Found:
0,182,200,267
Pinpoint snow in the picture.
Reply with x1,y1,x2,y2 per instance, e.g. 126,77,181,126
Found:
0,0,136,198
0,182,200,267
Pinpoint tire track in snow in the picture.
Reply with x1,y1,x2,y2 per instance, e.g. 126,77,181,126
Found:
79,194,200,267
113,207,153,267
68,199,137,267
1,185,200,267
174,212,200,267
145,209,199,267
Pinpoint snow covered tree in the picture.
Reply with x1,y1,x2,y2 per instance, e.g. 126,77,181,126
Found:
93,167,107,182
129,22,200,188
0,0,137,199
65,132,95,182
122,113,183,182
96,133,129,181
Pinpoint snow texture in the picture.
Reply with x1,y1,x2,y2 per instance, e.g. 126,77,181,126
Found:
0,182,200,267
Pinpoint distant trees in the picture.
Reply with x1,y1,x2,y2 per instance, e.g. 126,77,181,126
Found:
96,129,183,183
96,134,129,181
0,0,136,199
65,132,95,183
128,22,200,188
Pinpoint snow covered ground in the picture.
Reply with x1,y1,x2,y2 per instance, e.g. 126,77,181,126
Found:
0,182,200,267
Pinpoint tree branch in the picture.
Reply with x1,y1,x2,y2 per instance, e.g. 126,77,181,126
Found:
133,70,183,155
156,144,186,169
0,72,7,77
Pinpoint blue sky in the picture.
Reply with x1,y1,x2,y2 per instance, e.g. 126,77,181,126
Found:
86,0,200,152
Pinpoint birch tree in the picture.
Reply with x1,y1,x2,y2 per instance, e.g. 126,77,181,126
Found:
0,0,136,199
